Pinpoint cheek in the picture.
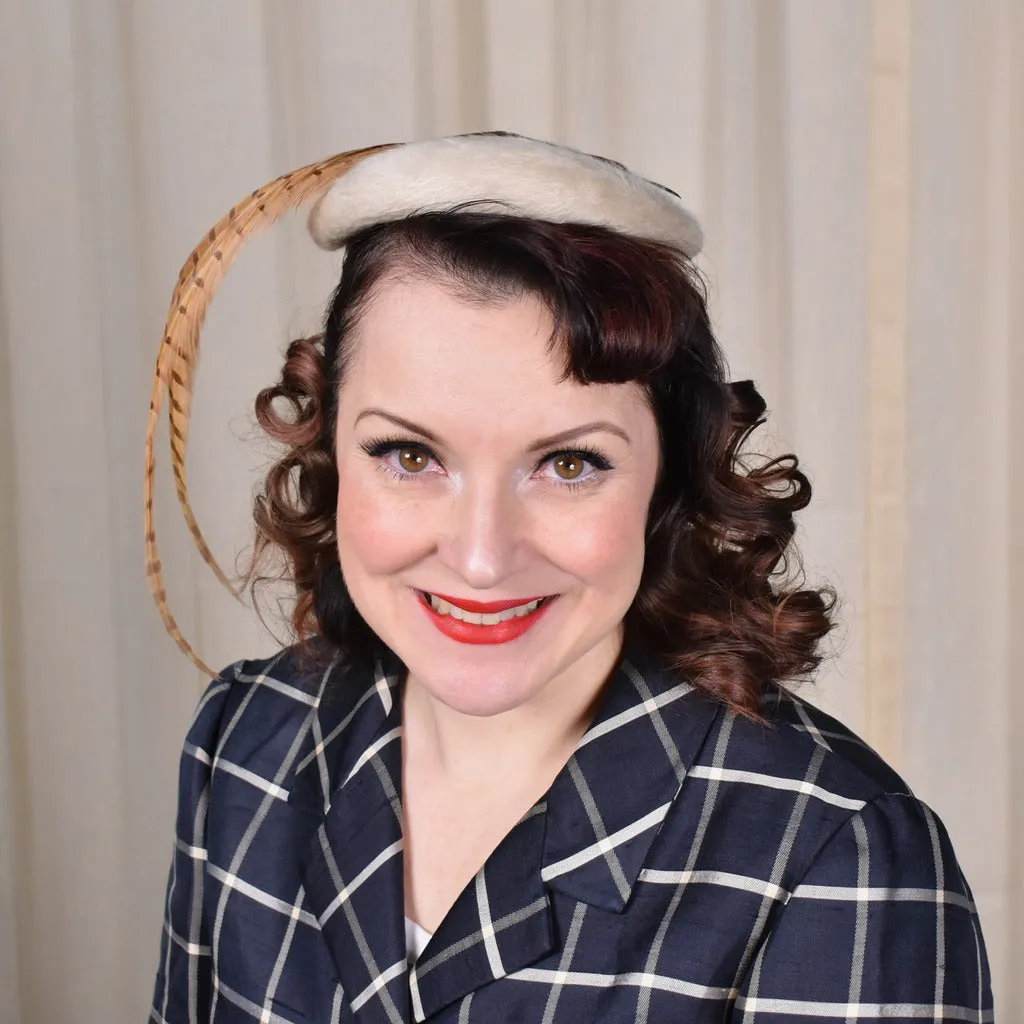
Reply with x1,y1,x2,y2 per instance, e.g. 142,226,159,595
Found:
335,470,431,574
540,492,649,583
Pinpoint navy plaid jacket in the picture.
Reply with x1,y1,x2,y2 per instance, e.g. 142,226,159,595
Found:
151,636,994,1023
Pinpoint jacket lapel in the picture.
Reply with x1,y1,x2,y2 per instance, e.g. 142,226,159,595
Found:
407,804,554,1022
291,642,411,1024
540,637,723,911
289,634,723,1023
406,637,723,1021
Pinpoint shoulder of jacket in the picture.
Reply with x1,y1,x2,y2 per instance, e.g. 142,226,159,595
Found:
747,682,914,804
679,692,956,901
190,640,386,800
678,686,916,877
183,641,336,758
793,789,978,909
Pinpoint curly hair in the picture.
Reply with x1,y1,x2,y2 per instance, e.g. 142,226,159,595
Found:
241,211,834,718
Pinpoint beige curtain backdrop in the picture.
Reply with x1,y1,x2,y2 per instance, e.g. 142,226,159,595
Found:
0,1,1020,1020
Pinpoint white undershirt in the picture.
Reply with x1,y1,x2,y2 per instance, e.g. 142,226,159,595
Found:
404,916,434,963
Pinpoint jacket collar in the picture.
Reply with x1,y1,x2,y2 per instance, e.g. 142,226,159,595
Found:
539,638,722,912
288,635,722,1022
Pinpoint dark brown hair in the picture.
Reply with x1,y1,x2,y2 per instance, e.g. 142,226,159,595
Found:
242,211,834,717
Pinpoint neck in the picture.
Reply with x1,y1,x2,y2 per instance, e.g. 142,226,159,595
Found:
401,634,623,784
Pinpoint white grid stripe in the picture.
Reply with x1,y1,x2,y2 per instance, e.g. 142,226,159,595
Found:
174,837,208,862
687,765,867,810
576,682,692,750
789,696,834,752
205,755,289,802
412,897,549,983
637,868,790,902
315,828,404,1024
790,884,975,911
846,814,871,1019
350,958,407,1011
733,996,994,1020
733,745,829,1019
184,742,211,767
374,656,396,715
924,804,947,1009
541,901,588,1024
185,781,211,1023
163,920,211,958
215,977,299,1024
318,839,403,926
329,985,344,1024
637,711,736,1024
258,885,306,1024
192,680,233,718
342,727,402,788
566,759,631,900
541,802,671,882
621,661,688,786
308,657,341,807
234,667,318,706
510,967,732,1001
409,964,426,1022
790,724,874,752
158,841,179,1024
475,868,505,978
206,863,319,928
292,667,382,775
959,864,986,1020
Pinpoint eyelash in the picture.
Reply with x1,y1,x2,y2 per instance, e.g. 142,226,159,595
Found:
358,434,614,492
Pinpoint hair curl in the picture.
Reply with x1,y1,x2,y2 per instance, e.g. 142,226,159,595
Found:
241,211,835,718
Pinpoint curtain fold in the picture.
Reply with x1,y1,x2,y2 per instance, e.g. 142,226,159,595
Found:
0,1,1017,1018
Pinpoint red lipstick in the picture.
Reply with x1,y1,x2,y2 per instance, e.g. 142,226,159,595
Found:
416,590,556,645
427,592,549,613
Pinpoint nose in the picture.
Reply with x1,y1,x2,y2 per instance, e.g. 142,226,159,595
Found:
437,475,525,589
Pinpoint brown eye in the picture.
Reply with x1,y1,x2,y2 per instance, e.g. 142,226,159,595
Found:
552,454,584,480
398,447,429,473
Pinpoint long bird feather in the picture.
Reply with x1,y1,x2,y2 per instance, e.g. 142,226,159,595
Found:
145,144,395,678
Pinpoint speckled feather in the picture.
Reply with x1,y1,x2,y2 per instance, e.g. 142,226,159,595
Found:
144,144,395,678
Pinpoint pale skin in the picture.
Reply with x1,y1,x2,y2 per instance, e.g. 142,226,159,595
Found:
333,271,662,933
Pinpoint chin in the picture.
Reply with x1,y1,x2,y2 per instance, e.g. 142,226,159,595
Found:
411,662,542,717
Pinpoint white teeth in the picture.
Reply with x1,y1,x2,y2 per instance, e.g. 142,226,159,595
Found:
424,592,546,622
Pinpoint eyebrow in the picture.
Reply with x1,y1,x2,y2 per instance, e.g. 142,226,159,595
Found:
353,408,631,451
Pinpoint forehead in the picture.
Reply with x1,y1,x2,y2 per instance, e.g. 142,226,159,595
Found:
340,272,650,431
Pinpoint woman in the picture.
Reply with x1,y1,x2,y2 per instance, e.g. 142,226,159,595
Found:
147,134,993,1023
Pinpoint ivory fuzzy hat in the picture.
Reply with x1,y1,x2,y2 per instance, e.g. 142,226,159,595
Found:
308,132,703,255
145,132,704,677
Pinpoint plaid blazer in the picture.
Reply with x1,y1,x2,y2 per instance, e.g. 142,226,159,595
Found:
150,636,994,1023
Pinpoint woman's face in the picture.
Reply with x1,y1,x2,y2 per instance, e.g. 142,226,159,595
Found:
334,271,661,717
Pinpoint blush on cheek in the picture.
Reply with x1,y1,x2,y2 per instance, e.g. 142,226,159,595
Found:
543,500,649,583
335,477,434,574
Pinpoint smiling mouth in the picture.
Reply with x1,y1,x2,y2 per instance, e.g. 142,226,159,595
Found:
417,590,555,625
